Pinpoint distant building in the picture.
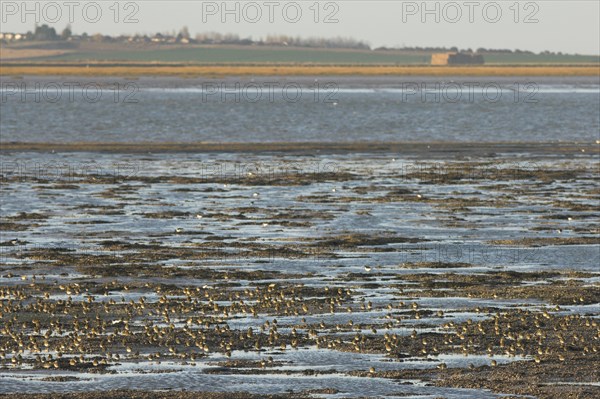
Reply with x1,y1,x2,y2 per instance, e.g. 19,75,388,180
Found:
431,52,484,65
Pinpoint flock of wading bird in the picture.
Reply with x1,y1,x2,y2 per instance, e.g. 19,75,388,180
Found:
0,276,598,373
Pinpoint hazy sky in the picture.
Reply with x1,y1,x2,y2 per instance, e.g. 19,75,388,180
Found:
1,1,599,54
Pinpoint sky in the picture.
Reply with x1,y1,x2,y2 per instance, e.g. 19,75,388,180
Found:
1,1,599,54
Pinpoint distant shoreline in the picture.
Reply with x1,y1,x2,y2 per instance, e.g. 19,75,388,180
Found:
1,142,597,156
1,64,599,77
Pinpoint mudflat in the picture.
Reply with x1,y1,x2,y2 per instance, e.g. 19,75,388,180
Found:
1,144,598,398
1,141,598,156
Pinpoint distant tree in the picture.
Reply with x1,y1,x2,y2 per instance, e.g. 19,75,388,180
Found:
61,24,72,40
193,31,370,49
179,26,190,39
33,24,58,40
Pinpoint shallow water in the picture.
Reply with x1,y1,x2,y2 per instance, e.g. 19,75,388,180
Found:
1,76,599,143
1,147,598,397
0,349,524,398
1,74,599,396
0,371,507,398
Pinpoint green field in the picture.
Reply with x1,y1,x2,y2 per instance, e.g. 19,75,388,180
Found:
4,43,600,64
36,46,432,64
483,53,600,64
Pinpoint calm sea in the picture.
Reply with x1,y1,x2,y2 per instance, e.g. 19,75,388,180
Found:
1,76,598,143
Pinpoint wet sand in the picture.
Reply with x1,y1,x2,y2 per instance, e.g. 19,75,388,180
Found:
0,392,302,399
1,141,598,156
1,145,598,398
2,64,599,78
